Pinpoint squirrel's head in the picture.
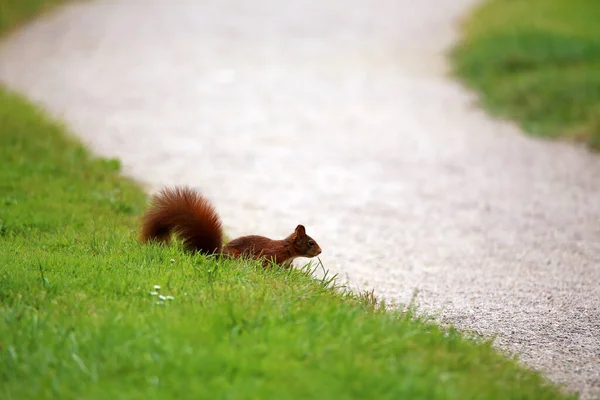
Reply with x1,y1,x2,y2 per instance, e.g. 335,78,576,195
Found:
289,224,322,258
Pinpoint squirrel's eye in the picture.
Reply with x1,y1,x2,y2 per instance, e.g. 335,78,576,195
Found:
308,240,315,246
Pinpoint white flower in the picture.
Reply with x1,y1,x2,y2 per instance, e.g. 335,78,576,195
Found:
149,291,159,296
153,285,161,290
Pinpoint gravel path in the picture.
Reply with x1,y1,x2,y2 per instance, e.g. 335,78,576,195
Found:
1,0,599,397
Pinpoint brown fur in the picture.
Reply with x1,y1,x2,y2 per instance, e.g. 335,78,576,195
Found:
140,186,223,254
139,186,322,268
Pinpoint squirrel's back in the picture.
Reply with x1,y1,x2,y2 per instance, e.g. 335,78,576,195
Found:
139,186,223,254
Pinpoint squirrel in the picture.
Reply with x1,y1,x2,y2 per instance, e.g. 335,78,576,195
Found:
139,186,322,268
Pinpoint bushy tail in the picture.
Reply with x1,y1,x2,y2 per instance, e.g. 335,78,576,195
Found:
140,186,224,254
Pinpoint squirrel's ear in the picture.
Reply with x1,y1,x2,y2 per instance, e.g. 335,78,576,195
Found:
295,225,306,236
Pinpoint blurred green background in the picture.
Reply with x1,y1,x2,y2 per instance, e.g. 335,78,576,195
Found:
452,0,600,150
0,0,65,33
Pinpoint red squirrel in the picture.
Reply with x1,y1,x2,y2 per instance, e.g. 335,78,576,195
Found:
139,186,322,267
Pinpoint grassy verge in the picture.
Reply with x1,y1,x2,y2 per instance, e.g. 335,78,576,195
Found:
0,2,576,399
451,0,600,150
0,0,65,34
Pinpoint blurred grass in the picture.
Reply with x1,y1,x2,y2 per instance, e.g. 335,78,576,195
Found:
451,0,600,150
0,0,65,34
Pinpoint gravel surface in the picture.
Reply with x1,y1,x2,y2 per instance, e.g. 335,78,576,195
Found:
1,0,599,397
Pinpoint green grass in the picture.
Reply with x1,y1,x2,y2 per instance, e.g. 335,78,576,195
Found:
0,0,65,35
0,1,578,399
451,0,600,150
